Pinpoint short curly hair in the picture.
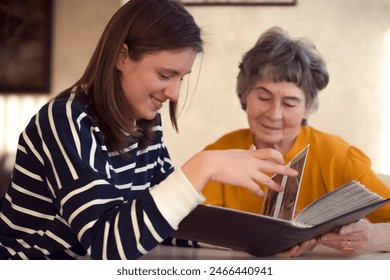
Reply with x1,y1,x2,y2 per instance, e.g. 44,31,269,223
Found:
237,27,329,112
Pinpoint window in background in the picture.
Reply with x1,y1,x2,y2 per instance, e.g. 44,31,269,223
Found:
0,95,48,155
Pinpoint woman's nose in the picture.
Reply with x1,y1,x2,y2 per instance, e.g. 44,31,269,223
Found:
163,80,181,102
267,103,283,120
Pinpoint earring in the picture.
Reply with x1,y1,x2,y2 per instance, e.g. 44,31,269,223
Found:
241,103,247,110
301,119,308,126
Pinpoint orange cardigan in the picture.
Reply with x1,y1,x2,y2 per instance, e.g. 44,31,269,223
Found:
201,126,390,222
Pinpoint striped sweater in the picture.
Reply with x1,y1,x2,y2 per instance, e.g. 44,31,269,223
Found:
0,87,203,259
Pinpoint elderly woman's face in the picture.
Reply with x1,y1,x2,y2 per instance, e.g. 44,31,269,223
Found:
243,80,310,152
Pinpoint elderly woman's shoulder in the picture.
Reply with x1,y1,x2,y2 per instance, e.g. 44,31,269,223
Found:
304,125,352,149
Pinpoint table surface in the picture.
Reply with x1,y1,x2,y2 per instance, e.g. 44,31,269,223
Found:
140,244,390,260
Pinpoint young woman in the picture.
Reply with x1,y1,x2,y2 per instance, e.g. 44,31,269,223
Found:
0,0,296,260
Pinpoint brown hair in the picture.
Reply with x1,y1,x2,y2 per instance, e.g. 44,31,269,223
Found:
74,0,203,152
237,27,329,112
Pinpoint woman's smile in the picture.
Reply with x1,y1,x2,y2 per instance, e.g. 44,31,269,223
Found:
150,95,165,110
261,123,283,132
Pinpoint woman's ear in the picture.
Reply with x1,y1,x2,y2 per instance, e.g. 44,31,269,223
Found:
302,108,312,125
115,44,129,71
303,107,312,119
239,93,247,110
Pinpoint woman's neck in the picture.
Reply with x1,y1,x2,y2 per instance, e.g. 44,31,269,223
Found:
253,138,296,156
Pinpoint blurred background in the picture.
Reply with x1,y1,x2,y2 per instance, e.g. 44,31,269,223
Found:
1,0,390,194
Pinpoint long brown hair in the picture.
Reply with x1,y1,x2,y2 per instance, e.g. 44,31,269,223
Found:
75,0,203,152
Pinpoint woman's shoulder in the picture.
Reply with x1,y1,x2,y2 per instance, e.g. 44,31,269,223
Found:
38,87,91,121
304,126,370,162
304,126,350,147
38,86,85,108
204,129,252,150
28,87,96,138
55,87,89,110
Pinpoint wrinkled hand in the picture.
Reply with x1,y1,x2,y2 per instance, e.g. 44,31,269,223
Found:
274,239,317,257
319,220,390,252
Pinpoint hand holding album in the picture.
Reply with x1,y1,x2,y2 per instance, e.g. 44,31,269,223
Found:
172,146,390,257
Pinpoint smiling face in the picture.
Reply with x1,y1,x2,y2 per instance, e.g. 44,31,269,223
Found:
243,80,310,154
116,45,198,120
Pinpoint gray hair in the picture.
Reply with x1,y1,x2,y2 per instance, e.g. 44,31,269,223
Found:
237,27,329,112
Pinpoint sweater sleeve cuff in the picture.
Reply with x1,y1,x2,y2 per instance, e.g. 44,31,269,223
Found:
149,168,205,229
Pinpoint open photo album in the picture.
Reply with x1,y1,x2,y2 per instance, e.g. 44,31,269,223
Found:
172,145,390,257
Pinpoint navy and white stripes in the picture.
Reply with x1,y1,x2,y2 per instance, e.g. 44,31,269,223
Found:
0,87,203,259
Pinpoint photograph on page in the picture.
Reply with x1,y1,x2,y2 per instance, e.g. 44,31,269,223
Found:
261,145,309,220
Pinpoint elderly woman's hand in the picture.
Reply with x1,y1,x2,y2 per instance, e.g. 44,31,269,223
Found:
319,220,390,252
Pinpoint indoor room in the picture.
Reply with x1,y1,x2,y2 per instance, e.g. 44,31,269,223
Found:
0,0,390,266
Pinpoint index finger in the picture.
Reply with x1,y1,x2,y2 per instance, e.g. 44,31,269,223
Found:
259,161,299,177
252,148,285,165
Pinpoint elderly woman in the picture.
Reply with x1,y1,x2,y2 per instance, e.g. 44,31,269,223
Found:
201,27,390,256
